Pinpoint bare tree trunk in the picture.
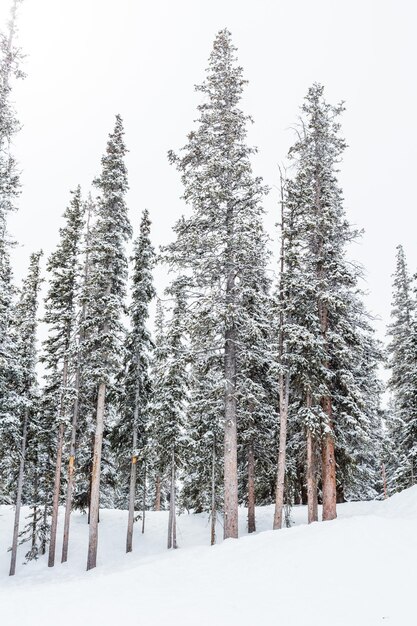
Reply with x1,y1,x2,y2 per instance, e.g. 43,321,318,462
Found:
273,175,290,530
224,324,238,539
306,390,318,523
223,198,238,540
167,451,177,549
48,420,65,567
382,463,387,499
247,441,256,533
172,457,177,549
61,364,81,562
142,464,146,534
40,495,49,555
126,429,138,553
210,439,216,546
273,376,290,529
167,492,173,549
86,381,106,571
154,475,161,511
321,396,337,521
9,408,29,576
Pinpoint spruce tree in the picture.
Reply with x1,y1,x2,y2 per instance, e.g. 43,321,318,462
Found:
112,209,155,553
283,84,382,518
84,115,132,570
9,250,42,576
41,186,84,567
0,0,24,499
386,245,417,490
165,29,268,538
148,286,188,549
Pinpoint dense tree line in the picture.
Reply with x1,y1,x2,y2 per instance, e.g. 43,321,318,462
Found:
0,6,411,576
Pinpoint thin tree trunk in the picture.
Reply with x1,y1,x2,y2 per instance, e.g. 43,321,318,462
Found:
142,465,146,534
223,197,238,540
273,376,290,529
126,429,138,553
321,396,337,521
167,492,173,549
382,463,387,499
167,451,177,549
273,176,290,530
306,390,318,523
210,439,216,546
247,441,256,533
224,322,238,539
86,381,106,571
172,456,177,549
48,421,65,566
61,362,81,561
9,408,29,576
40,495,49,555
154,475,161,511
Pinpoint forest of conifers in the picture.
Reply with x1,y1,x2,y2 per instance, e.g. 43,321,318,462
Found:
0,3,415,577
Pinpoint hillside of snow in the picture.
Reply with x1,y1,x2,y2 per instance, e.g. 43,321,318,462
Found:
1,487,416,625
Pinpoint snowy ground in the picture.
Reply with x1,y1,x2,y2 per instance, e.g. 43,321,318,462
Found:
1,487,416,625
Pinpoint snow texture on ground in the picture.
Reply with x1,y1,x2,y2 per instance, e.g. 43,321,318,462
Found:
1,487,416,625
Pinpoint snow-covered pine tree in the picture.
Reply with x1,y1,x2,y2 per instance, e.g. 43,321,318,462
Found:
84,115,132,570
0,1,24,502
111,208,155,553
147,285,188,550
386,245,417,490
165,29,268,539
284,84,382,518
9,250,42,576
61,193,94,562
180,353,224,545
41,186,84,567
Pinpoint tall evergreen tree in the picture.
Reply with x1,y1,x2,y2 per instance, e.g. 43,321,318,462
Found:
0,0,24,499
282,84,383,519
165,29,268,538
41,186,84,567
9,250,42,576
386,245,417,490
112,209,155,553
84,115,132,570
148,286,189,549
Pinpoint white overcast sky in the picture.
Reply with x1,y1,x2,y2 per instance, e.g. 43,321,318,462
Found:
2,0,417,344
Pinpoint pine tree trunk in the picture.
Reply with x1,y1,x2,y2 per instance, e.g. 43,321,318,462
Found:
247,441,256,533
154,475,161,511
321,396,337,521
9,408,29,576
210,440,216,546
126,429,138,553
273,182,290,531
172,457,177,549
48,419,65,567
61,364,81,561
141,465,146,534
167,451,177,549
273,374,289,530
382,463,387,499
223,197,238,540
224,322,238,539
306,396,318,523
86,381,106,570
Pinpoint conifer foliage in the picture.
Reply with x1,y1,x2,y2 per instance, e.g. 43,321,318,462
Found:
84,114,132,570
165,29,269,539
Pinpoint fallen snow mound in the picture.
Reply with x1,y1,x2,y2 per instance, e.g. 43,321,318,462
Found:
1,486,416,626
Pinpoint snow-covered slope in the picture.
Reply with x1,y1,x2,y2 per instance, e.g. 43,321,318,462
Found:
1,487,416,625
